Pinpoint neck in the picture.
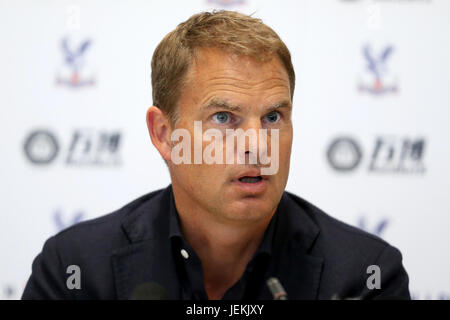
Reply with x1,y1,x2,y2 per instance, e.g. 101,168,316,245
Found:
171,184,275,299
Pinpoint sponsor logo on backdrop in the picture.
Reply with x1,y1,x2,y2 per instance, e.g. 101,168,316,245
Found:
23,129,122,166
326,136,426,174
327,137,363,172
207,0,246,6
23,130,60,164
66,130,122,166
54,209,85,233
357,216,389,237
358,44,398,95
369,137,425,173
2,285,16,299
55,36,95,88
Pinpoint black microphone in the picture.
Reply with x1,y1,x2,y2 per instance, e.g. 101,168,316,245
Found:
266,277,288,300
129,282,169,300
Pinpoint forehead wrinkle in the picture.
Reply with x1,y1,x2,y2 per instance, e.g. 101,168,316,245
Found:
200,82,289,96
255,82,290,94
204,80,253,91
201,97,242,112
201,88,254,106
264,89,292,102
205,75,288,89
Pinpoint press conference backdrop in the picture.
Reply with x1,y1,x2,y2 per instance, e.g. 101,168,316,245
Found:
0,0,449,300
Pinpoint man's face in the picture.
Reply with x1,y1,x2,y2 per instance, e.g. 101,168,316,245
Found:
168,47,293,225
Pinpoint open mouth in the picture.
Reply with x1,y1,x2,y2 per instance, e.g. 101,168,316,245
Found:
233,171,267,193
238,176,263,183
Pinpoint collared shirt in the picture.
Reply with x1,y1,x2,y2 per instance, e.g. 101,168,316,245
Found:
168,190,277,300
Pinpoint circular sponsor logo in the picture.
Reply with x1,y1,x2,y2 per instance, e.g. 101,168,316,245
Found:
327,137,362,171
23,130,59,164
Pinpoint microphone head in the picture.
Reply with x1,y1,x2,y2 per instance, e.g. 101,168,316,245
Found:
266,277,288,300
129,282,169,300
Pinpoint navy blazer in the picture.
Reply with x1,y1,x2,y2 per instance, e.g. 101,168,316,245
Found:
22,185,410,299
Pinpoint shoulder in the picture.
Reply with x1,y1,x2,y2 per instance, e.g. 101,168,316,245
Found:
50,187,168,257
22,187,171,299
283,191,409,299
284,190,390,255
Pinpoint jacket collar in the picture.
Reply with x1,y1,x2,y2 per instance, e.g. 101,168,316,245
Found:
111,186,181,299
111,185,324,300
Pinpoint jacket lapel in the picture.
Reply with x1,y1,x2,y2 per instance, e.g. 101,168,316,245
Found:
265,192,324,300
111,186,181,299
273,248,324,300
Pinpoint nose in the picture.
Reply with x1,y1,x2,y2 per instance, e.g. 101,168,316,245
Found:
237,118,269,166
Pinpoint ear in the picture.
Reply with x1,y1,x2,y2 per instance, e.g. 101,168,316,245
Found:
146,106,172,161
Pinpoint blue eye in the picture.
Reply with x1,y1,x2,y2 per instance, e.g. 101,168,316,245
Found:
212,112,230,124
264,111,280,123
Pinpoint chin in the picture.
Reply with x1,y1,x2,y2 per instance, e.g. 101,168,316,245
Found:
224,199,275,222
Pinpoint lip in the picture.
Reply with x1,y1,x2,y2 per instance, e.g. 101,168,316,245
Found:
231,169,269,195
234,169,263,180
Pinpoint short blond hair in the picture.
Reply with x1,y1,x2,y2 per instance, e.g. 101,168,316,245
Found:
151,10,295,125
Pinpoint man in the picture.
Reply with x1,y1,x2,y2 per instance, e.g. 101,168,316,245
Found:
22,10,410,300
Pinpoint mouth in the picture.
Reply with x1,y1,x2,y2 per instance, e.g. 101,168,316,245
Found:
232,170,268,194
238,176,263,183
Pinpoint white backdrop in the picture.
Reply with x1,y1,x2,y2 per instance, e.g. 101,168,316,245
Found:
0,0,449,300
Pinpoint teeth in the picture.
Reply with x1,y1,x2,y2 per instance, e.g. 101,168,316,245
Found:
239,176,262,183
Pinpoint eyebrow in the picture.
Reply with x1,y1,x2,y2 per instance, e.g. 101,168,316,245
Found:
202,98,292,113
